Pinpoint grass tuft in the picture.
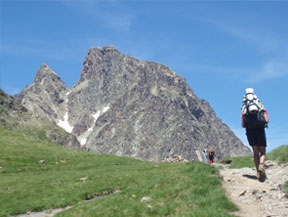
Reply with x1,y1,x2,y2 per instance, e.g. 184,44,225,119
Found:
284,181,288,194
220,156,254,169
267,145,288,163
220,144,288,169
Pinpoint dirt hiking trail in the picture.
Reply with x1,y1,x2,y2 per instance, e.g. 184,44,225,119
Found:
218,160,288,217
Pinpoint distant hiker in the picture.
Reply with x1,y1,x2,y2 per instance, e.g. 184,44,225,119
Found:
201,149,209,163
208,150,215,164
241,88,269,182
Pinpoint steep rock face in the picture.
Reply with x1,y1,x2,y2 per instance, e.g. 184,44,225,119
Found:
16,64,73,133
80,53,249,161
0,89,81,150
67,46,142,139
17,46,251,161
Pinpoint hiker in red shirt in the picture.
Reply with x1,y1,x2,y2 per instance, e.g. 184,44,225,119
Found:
208,150,215,164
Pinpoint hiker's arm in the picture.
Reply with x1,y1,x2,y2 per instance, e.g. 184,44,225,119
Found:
264,110,269,123
241,105,246,128
241,114,245,128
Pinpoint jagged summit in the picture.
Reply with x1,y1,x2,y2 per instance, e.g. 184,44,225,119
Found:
40,63,54,71
17,46,251,162
18,64,68,124
33,64,61,83
89,45,118,52
76,45,128,86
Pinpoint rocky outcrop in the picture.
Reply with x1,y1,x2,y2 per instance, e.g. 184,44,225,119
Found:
15,64,70,129
162,155,189,163
16,46,251,161
1,89,81,150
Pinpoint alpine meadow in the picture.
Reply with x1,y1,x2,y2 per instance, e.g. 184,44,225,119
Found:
0,126,237,217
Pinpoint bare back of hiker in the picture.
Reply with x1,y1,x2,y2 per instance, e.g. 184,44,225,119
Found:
241,88,269,182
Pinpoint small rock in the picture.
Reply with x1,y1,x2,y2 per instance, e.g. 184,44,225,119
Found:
278,184,283,190
252,189,258,195
147,205,153,209
221,159,232,164
278,193,284,200
270,188,278,191
239,190,246,196
79,177,88,181
39,160,46,164
132,194,136,198
162,155,188,163
141,196,152,203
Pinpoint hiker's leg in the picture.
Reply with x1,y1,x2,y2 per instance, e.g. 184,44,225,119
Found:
258,129,267,165
252,146,260,172
259,146,266,165
258,145,267,181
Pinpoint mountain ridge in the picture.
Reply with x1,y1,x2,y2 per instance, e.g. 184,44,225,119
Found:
16,46,251,161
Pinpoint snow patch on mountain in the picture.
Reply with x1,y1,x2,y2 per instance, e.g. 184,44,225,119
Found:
78,105,110,146
57,112,74,133
56,90,73,133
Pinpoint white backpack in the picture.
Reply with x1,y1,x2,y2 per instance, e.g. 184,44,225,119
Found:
242,88,267,129
243,88,261,114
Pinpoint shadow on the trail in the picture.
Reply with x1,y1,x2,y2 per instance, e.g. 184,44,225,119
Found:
242,174,257,180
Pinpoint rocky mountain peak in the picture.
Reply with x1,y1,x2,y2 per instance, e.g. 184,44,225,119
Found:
18,64,69,124
86,46,119,60
76,45,126,85
17,46,251,162
89,45,118,53
33,64,61,83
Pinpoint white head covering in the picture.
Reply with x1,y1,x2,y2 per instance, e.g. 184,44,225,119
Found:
245,88,256,101
245,88,254,95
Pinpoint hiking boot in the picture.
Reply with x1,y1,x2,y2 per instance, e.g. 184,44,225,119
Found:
258,164,266,182
257,171,261,181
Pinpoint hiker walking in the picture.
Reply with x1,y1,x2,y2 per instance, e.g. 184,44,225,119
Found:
202,149,209,163
241,88,269,182
208,150,215,164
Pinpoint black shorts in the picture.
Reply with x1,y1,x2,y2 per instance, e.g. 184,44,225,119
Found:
246,128,267,147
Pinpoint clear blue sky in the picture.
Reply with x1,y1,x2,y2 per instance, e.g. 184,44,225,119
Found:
1,0,287,152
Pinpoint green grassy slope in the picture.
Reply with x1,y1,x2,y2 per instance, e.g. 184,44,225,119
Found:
220,156,254,169
267,144,288,163
220,144,288,169
267,145,288,194
0,127,237,217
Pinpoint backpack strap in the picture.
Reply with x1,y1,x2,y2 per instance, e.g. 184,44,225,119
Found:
241,104,247,114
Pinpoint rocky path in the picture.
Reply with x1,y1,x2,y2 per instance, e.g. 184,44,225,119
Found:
218,160,288,217
15,190,121,217
15,207,71,217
